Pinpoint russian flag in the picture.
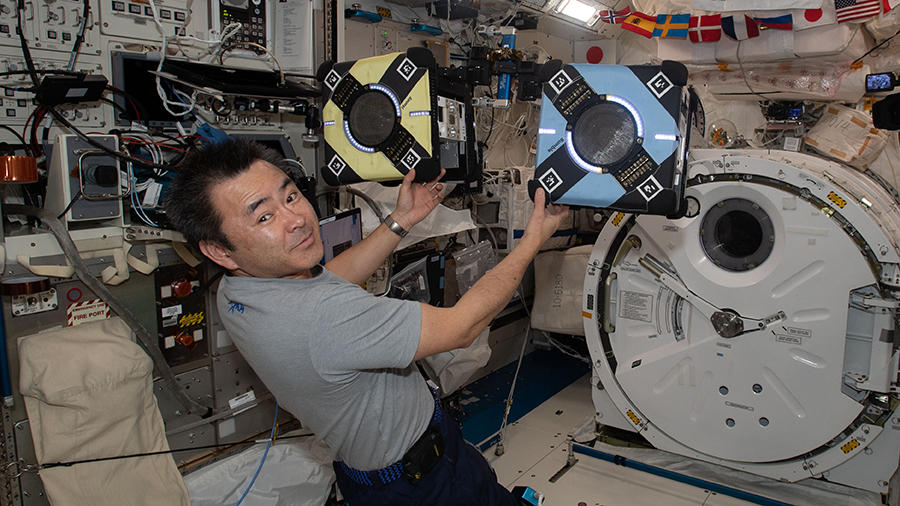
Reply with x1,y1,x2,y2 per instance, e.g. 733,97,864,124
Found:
722,14,760,40
754,12,793,30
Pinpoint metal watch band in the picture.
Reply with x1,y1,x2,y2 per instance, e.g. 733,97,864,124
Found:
384,214,409,238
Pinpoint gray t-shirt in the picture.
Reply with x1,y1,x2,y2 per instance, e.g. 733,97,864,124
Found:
218,266,433,470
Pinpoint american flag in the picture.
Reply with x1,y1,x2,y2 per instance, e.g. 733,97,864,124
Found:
598,6,631,24
835,0,881,22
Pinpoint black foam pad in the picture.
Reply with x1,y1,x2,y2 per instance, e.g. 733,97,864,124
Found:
661,60,688,87
316,61,334,83
407,47,436,68
538,59,564,83
527,179,540,202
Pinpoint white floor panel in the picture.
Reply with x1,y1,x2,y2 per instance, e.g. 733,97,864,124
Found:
480,374,877,506
486,424,570,489
484,374,731,506
508,375,597,437
496,442,716,506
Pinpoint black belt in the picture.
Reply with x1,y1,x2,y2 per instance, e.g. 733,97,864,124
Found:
338,389,444,487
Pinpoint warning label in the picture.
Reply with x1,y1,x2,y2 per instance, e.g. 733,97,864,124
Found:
67,299,110,326
619,291,653,323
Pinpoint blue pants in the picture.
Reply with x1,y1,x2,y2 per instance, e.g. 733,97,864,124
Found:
333,412,521,506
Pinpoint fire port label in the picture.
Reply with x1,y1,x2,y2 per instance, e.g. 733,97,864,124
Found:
67,299,110,326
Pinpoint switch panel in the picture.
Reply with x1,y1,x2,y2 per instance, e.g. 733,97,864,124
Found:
155,263,208,368
99,0,192,42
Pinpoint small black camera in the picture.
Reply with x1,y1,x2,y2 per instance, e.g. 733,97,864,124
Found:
867,72,896,92
873,93,900,130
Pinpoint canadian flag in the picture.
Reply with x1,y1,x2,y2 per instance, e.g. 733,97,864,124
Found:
792,5,837,30
689,15,722,42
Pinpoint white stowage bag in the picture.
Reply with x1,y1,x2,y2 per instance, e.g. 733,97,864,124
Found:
530,245,594,336
422,327,492,395
351,181,476,251
420,241,496,395
183,433,336,506
805,104,891,170
17,317,191,506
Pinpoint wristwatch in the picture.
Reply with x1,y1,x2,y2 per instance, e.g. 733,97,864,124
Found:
383,214,409,238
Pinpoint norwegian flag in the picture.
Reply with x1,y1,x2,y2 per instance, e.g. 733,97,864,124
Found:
599,6,631,24
722,14,760,40
835,0,881,22
688,15,722,42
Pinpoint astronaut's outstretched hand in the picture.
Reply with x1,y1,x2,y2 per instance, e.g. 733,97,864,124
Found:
392,168,446,230
522,188,568,246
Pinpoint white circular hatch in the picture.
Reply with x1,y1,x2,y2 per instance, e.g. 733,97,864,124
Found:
584,149,900,484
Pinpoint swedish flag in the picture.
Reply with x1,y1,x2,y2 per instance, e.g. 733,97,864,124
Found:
652,14,690,38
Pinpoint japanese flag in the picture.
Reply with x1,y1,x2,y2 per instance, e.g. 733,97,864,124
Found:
574,40,616,64
792,4,837,29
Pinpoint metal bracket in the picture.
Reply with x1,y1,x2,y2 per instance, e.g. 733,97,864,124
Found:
549,439,579,483
4,459,39,479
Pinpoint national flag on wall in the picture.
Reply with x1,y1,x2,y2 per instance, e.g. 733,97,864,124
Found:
721,14,760,40
688,14,722,42
622,12,657,38
599,6,631,24
653,14,690,38
793,5,837,30
754,12,793,29
835,0,881,22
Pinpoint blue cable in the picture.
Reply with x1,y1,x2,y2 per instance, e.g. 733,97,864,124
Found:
233,403,279,506
130,185,159,227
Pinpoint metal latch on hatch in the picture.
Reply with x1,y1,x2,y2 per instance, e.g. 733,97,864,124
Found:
638,254,786,339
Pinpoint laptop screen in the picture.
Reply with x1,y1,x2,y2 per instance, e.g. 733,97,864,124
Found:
319,208,363,264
